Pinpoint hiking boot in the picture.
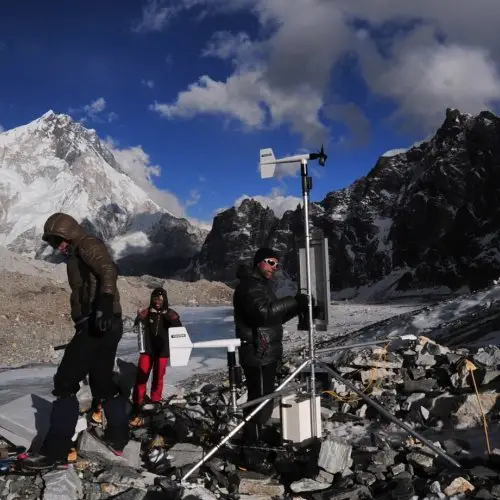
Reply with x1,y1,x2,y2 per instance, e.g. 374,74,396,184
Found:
129,402,145,428
20,453,68,471
67,448,77,463
129,415,145,428
91,408,103,425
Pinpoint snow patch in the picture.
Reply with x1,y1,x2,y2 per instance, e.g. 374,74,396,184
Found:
372,217,393,253
382,148,408,158
381,137,431,158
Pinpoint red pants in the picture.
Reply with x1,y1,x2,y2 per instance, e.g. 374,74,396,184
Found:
133,354,168,405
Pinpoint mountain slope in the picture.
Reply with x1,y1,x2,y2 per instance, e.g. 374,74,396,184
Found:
188,108,500,296
0,111,207,275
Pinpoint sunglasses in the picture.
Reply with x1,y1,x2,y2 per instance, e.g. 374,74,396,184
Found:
46,235,65,248
263,258,279,268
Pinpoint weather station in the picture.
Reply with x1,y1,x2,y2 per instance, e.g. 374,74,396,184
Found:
159,145,462,496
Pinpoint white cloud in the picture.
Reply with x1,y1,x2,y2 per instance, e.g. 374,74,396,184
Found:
148,0,500,142
187,216,212,231
360,41,500,131
70,97,117,123
142,79,155,89
132,0,179,33
101,134,213,229
84,97,106,117
151,70,326,144
201,31,253,60
151,71,266,129
185,188,201,207
0,123,4,133
103,137,186,217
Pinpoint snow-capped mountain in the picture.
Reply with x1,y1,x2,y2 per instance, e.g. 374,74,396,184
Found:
0,111,207,275
188,108,500,297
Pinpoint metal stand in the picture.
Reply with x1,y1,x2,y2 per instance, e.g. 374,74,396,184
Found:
180,150,325,484
300,158,319,438
227,350,239,413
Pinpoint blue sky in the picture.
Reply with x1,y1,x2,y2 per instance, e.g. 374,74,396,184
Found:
1,1,500,226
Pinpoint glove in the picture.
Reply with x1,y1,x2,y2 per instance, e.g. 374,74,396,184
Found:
295,293,315,312
95,293,114,333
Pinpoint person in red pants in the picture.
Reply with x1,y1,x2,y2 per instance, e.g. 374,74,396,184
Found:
130,287,181,423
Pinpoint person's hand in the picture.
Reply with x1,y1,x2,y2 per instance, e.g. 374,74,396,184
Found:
295,293,308,311
137,307,148,321
95,294,114,333
295,293,315,312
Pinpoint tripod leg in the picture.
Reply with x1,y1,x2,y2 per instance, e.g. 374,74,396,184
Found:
180,359,310,484
316,361,462,470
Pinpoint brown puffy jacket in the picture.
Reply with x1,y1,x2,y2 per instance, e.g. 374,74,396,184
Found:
42,213,122,322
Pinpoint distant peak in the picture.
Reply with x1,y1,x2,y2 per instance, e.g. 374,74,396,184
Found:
37,110,74,126
41,110,55,119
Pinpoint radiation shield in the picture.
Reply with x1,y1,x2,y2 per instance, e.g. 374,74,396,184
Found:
297,231,330,331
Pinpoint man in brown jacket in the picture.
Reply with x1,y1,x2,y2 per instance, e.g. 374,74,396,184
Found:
22,213,129,470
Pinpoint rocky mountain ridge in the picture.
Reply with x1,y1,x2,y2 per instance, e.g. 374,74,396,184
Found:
3,108,500,296
188,108,500,297
0,111,207,277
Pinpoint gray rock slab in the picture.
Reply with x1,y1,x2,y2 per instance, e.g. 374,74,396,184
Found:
290,478,331,493
238,476,285,497
96,466,148,490
180,485,218,499
111,488,147,500
317,439,352,475
0,394,53,451
168,442,204,468
78,431,141,469
42,467,83,500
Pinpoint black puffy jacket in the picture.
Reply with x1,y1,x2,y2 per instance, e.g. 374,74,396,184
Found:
233,265,299,367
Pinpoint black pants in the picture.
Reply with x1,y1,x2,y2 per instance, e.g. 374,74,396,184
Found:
242,362,277,443
41,317,129,460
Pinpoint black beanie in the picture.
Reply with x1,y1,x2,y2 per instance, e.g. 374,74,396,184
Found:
253,247,280,266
